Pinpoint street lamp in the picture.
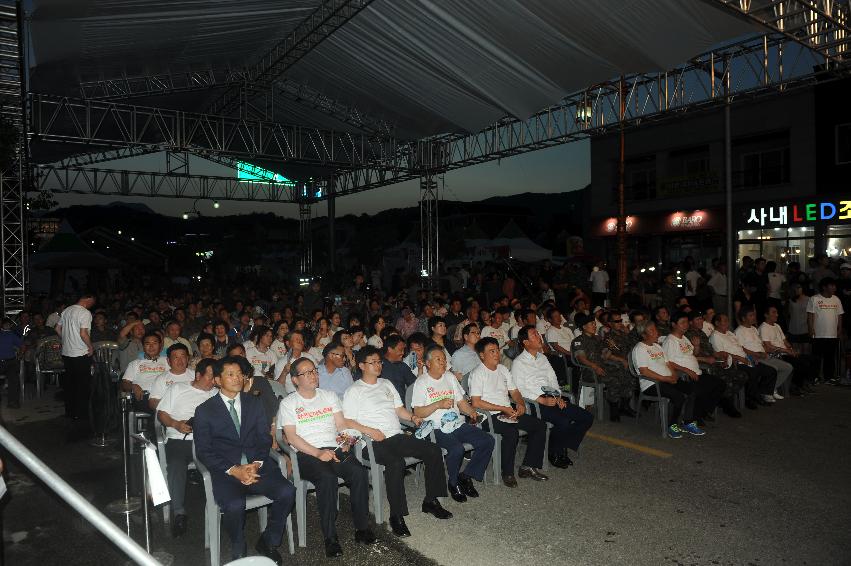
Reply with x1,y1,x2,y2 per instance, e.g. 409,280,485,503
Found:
213,200,220,209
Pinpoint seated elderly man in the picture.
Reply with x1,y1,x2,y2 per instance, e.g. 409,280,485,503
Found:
759,305,818,395
511,325,593,469
684,311,745,418
735,308,792,402
148,343,195,410
279,357,375,557
469,337,548,487
710,313,777,410
631,321,704,439
318,342,355,399
661,311,725,427
121,331,169,411
450,323,482,376
412,345,494,503
156,358,217,537
544,308,574,356
343,346,451,538
571,314,636,422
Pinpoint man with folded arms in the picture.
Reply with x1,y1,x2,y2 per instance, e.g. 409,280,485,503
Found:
412,345,494,503
759,305,818,394
343,346,451,538
156,358,217,537
121,331,169,411
469,337,548,487
511,325,593,469
279,357,375,558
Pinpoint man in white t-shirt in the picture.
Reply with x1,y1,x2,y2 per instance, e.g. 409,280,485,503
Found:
55,293,95,422
279,357,374,557
469,337,547,487
342,346,451,538
662,312,725,426
709,313,776,409
631,320,703,439
589,263,609,308
149,343,195,410
734,308,791,401
684,265,701,298
807,277,844,383
412,345,494,503
274,330,318,393
760,305,818,393
545,308,574,356
480,311,507,349
156,358,217,537
121,331,169,410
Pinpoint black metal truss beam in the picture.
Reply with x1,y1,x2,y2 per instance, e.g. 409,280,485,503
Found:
79,70,392,136
707,0,851,64
55,146,161,167
334,34,846,197
34,164,307,203
206,0,374,117
28,93,397,167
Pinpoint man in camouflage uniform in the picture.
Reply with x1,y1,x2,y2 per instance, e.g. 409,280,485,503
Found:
684,311,744,418
572,314,636,422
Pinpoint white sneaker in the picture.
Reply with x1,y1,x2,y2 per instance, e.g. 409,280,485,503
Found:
773,392,784,400
762,394,776,403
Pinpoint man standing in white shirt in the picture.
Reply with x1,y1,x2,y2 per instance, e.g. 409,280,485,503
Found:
149,343,195,410
807,277,844,384
470,338,547,487
412,345,494,503
156,358,217,537
707,265,728,315
343,346,451,538
55,293,95,424
735,308,792,401
280,357,375,557
511,326,593,469
589,263,609,308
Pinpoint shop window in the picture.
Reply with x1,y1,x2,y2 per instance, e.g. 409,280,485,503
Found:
738,147,790,187
838,123,851,165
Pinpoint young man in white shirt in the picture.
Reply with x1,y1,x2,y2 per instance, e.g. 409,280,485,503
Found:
662,312,725,426
121,331,169,411
589,263,609,308
807,277,844,384
149,343,195,410
545,308,574,356
632,321,704,439
735,308,792,401
760,305,818,394
279,357,375,557
511,326,593,469
55,293,95,422
343,346,451,538
480,310,507,350
710,313,776,409
449,323,482,376
412,345,494,503
156,358,217,537
469,337,547,487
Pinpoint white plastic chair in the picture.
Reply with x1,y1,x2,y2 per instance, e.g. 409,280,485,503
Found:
154,420,196,527
193,443,294,566
628,349,671,439
34,335,64,397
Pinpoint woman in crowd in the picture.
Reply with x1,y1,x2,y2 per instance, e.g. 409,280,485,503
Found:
367,315,386,348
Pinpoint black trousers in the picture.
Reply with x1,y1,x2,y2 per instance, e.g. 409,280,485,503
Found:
297,450,370,541
738,363,777,400
688,373,726,419
61,355,92,420
363,433,447,518
538,403,593,455
0,358,19,406
780,354,820,386
644,382,690,426
482,413,547,474
165,438,193,515
812,338,839,380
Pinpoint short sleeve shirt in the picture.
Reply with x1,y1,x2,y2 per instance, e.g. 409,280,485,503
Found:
734,326,765,353
662,334,701,375
278,388,341,449
468,364,515,415
546,326,575,352
572,333,605,362
123,356,170,392
149,369,195,400
342,378,403,438
806,294,844,338
156,382,217,440
758,322,787,349
632,341,672,391
58,305,92,357
411,372,466,426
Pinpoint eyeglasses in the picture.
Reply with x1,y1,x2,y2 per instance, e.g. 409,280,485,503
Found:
296,368,319,378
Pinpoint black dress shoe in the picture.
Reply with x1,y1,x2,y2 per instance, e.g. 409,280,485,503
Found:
448,482,467,503
421,498,453,519
502,474,518,488
549,453,573,468
354,529,377,545
518,466,549,481
172,514,188,538
458,474,479,498
389,515,411,537
324,538,344,558
255,536,283,565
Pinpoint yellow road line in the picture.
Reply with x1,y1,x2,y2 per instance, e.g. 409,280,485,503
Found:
586,431,673,458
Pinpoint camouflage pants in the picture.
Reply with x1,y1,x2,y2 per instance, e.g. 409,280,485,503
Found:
599,362,636,402
705,365,748,398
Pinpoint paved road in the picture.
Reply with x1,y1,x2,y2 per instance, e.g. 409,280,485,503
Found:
2,385,850,566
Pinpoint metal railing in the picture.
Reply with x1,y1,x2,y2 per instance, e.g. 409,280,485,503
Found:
0,425,161,566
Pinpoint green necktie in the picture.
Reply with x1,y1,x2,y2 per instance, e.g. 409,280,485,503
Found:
228,399,248,465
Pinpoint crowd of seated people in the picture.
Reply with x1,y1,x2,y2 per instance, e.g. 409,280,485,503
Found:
14,253,845,563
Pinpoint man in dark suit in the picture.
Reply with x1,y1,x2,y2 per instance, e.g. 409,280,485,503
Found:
194,356,295,564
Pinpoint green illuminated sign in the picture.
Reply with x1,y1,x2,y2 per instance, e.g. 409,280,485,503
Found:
236,161,294,185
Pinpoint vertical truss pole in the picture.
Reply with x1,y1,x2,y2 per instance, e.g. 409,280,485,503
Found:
616,76,627,300
724,56,734,320
299,202,313,276
419,174,439,291
327,182,336,273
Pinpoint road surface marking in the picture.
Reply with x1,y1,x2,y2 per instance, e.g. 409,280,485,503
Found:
586,431,673,458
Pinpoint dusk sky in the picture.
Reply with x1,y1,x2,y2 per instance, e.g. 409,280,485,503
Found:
51,140,590,219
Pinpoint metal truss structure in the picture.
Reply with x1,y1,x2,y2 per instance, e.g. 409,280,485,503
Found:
56,146,161,168
33,164,302,203
29,93,397,168
0,0,26,317
298,202,313,275
419,174,439,291
709,0,851,64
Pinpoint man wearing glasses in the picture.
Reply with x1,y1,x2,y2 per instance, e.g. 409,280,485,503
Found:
279,357,375,557
318,343,355,399
342,346,451,538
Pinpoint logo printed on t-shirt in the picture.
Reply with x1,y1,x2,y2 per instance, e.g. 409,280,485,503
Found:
295,405,334,424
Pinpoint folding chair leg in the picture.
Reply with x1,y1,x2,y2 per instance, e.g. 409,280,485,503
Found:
210,508,220,566
371,469,384,524
595,384,606,421
258,507,268,532
285,514,295,555
296,487,307,547
541,424,553,471
659,401,670,439
490,439,500,485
